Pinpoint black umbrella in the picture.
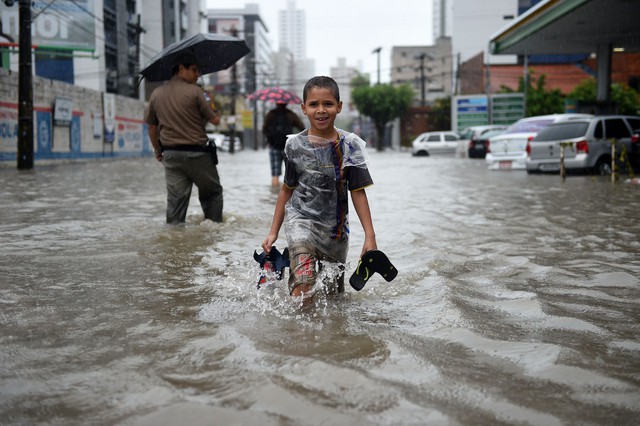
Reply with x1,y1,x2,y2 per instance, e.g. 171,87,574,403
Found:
140,33,250,82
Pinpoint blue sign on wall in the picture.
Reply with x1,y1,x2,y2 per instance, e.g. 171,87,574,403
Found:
36,110,52,157
71,115,81,154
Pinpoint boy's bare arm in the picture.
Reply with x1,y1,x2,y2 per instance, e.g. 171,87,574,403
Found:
351,189,377,256
262,185,294,253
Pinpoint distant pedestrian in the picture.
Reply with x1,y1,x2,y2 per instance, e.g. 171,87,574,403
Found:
144,52,223,224
262,102,305,187
261,76,378,301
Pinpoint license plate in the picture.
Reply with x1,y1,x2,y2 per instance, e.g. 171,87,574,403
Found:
540,163,560,171
499,161,512,169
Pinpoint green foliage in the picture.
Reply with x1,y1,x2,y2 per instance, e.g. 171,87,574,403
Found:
568,78,596,100
500,71,640,116
351,82,414,149
525,74,565,116
499,70,564,116
430,96,451,131
350,73,370,90
568,78,640,115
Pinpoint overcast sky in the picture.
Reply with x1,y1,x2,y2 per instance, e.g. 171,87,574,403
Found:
207,0,433,83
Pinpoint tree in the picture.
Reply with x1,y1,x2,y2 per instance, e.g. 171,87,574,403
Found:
351,80,414,150
499,70,564,116
430,96,451,131
568,78,639,115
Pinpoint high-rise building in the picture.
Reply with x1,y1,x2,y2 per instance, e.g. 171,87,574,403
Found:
278,0,305,61
206,4,273,96
275,0,313,98
391,37,453,105
329,57,361,116
207,4,275,148
1,1,103,91
0,0,207,99
451,0,517,65
433,0,453,40
140,0,207,99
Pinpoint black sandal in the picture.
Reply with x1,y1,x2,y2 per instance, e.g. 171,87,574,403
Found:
349,250,398,291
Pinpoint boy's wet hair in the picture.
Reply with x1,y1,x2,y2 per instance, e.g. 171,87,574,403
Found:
303,76,340,103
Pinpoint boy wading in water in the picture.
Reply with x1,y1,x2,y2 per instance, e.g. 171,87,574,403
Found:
261,76,378,301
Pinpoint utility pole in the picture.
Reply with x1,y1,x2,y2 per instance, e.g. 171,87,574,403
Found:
372,47,381,84
229,27,238,154
418,53,426,107
249,59,258,151
454,52,460,96
132,14,145,99
523,54,529,116
16,0,33,169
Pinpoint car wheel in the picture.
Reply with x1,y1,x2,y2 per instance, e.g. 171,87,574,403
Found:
594,157,612,175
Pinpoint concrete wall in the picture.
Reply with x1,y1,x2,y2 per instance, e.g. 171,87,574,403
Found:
0,68,149,164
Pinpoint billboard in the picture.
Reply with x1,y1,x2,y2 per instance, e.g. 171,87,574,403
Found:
452,94,524,130
0,0,96,51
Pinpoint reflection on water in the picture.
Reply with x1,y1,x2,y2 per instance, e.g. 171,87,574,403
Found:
1,151,639,425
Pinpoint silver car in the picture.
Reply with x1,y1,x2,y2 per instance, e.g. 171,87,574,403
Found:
411,131,459,156
485,114,592,170
526,115,640,174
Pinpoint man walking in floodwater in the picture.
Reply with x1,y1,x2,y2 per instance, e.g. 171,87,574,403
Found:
144,52,223,224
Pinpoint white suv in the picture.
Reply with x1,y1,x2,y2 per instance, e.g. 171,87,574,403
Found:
485,114,592,170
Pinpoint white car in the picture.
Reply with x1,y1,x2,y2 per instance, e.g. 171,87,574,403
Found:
485,114,592,170
207,132,242,152
411,131,459,156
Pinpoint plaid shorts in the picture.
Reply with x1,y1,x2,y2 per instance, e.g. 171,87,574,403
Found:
288,243,345,295
269,148,285,177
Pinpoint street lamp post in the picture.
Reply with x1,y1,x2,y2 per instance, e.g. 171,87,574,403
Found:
371,47,381,84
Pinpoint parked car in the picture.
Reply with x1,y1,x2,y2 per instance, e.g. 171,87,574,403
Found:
631,128,640,171
411,131,459,156
485,114,592,170
467,127,507,159
207,132,242,152
458,125,507,158
474,128,508,159
526,115,640,175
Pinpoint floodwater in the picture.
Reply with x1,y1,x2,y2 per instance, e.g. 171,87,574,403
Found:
1,150,639,426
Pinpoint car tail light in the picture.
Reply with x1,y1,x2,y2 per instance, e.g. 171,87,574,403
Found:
576,140,589,153
486,140,490,153
526,140,531,156
468,141,473,148
632,133,639,144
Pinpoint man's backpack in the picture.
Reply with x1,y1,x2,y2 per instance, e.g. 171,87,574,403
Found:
268,109,293,150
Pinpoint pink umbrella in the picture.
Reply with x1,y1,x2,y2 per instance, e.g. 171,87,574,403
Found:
247,87,302,104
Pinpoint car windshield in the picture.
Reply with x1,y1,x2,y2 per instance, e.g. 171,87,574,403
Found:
533,122,589,141
481,129,504,140
458,128,474,139
503,119,554,135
